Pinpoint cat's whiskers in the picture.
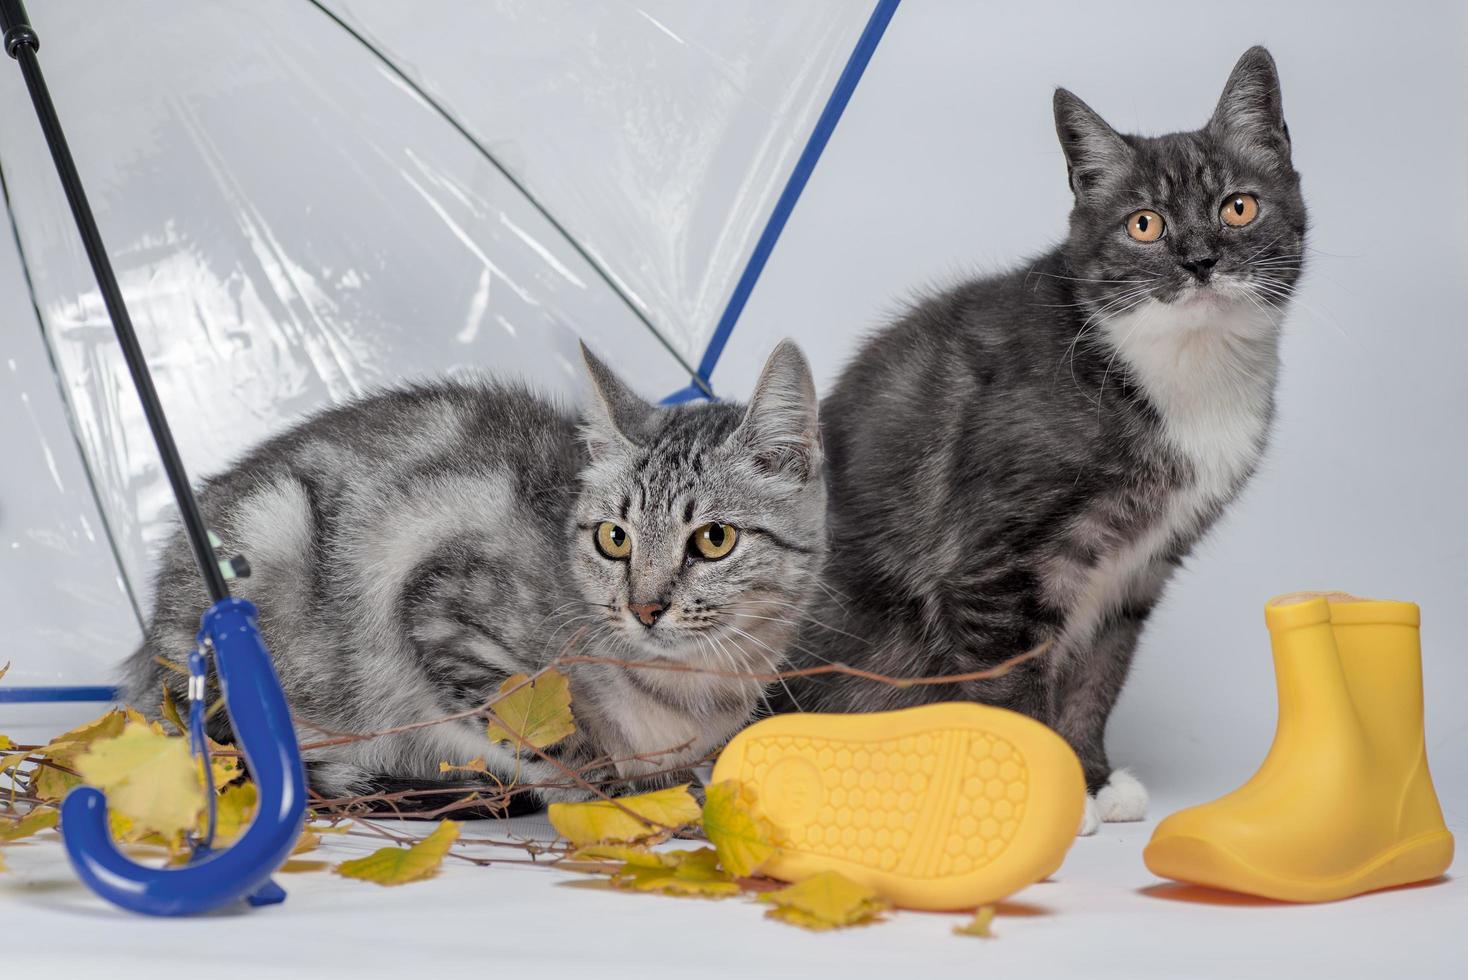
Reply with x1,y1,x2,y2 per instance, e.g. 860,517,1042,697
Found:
1094,293,1158,418
1025,268,1158,287
812,578,854,614
1247,274,1351,345
721,623,804,709
1055,287,1155,408
733,611,858,661
529,599,607,640
750,597,873,647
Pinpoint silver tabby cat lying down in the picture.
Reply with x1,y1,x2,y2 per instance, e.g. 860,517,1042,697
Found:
124,341,825,807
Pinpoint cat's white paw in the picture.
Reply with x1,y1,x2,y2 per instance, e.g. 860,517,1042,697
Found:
1077,770,1147,835
1094,768,1148,822
1077,794,1100,836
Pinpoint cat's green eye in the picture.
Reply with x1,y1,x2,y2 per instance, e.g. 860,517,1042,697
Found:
689,522,738,561
1125,209,1165,243
594,521,631,560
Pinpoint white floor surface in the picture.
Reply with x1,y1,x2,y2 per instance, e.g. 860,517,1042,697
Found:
3,708,1463,980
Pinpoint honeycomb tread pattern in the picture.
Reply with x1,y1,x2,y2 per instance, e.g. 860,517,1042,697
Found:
736,727,1029,879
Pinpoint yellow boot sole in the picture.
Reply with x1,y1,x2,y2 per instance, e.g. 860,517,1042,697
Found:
712,703,1086,911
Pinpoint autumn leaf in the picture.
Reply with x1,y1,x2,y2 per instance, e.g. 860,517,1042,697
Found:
0,808,58,842
612,848,740,899
547,785,701,847
0,851,7,873
438,757,488,775
335,821,460,885
73,722,205,837
569,845,740,898
702,781,776,878
759,871,888,931
205,738,245,790
31,709,127,801
209,781,258,841
160,684,185,733
0,661,8,683
954,905,997,938
485,670,575,750
1,749,31,778
567,844,676,869
122,707,166,734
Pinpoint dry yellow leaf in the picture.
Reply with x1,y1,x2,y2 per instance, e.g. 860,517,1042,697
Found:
0,807,58,842
208,781,258,842
612,849,740,899
759,871,888,930
438,757,488,774
0,851,7,873
1,748,32,778
567,844,675,869
279,858,330,874
485,670,575,750
547,785,701,847
0,736,12,751
31,709,128,801
73,722,205,838
123,707,166,734
702,781,776,877
0,661,8,683
334,821,460,885
589,847,738,898
160,684,185,734
954,905,997,938
107,809,179,855
293,831,323,855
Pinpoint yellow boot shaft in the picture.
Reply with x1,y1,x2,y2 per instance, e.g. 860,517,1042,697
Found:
1327,596,1449,847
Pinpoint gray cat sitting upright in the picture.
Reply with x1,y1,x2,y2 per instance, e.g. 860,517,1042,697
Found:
125,341,825,807
782,48,1305,833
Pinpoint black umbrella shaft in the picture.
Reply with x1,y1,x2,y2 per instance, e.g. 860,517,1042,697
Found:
2,0,229,604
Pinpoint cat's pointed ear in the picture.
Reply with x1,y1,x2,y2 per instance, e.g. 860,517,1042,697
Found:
1053,88,1131,198
579,342,651,458
1208,46,1290,160
734,339,821,484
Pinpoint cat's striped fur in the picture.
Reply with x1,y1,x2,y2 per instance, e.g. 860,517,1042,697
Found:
125,341,824,806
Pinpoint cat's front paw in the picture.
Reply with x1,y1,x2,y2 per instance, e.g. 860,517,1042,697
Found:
1077,769,1148,835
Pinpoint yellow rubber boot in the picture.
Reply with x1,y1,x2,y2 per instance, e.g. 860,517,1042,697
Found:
712,702,1085,911
1144,593,1454,902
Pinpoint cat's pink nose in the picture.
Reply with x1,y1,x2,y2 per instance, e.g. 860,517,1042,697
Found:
629,601,666,627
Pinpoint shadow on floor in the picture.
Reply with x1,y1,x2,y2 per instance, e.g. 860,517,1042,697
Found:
1139,875,1453,907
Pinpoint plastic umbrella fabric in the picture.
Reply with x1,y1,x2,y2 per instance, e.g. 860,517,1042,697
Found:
0,0,895,698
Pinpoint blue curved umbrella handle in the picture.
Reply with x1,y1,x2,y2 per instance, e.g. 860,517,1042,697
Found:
60,598,307,916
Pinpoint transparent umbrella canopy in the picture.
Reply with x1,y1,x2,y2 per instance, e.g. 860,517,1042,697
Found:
0,0,895,696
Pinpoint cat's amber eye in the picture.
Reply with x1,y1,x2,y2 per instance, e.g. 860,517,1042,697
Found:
1221,193,1259,227
594,521,631,560
1125,209,1165,242
689,522,738,561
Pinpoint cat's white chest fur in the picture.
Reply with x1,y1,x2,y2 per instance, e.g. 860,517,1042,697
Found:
1057,296,1279,647
1109,295,1280,502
